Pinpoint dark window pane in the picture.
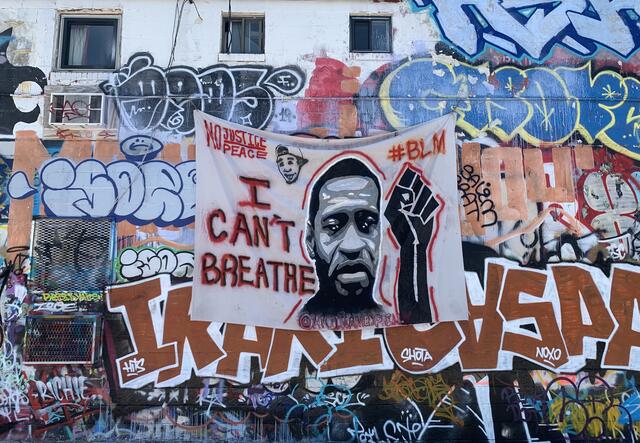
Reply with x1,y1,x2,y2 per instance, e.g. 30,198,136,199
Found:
89,109,102,123
371,20,390,51
85,24,116,67
52,94,64,108
353,20,370,50
52,95,64,122
90,94,102,109
90,95,103,123
245,19,262,53
230,20,242,53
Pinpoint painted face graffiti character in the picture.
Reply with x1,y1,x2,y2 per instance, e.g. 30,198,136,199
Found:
276,145,308,184
120,135,164,161
301,158,383,317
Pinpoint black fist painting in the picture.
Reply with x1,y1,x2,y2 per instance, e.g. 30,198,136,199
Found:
385,167,440,324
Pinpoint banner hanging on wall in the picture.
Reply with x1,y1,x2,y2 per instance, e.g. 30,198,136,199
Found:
192,111,467,330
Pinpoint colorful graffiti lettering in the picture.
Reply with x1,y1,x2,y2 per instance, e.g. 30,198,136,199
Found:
8,158,196,227
363,59,640,159
411,0,640,61
103,257,640,390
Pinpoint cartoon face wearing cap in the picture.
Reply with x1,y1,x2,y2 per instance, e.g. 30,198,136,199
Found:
276,145,308,184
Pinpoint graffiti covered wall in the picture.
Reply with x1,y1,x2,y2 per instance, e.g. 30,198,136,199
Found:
5,0,640,441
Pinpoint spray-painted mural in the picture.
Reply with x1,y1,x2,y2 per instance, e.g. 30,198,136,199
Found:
409,0,640,61
362,59,640,156
0,27,46,135
100,53,305,135
6,1,640,441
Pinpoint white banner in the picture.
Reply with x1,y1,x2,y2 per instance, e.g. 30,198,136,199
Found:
192,111,467,330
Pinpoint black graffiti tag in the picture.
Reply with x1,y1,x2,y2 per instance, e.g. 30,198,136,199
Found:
457,164,497,228
0,28,47,135
385,167,439,324
100,53,305,135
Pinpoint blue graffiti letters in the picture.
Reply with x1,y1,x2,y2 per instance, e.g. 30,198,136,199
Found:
370,58,640,159
412,0,640,61
8,158,196,227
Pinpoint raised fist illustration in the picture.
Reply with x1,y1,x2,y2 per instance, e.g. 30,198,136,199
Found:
385,167,440,247
385,167,440,324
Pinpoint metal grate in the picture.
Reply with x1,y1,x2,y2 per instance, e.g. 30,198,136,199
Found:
23,315,100,364
31,218,113,292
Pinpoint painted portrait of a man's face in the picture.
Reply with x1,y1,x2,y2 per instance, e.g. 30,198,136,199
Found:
303,158,382,315
276,145,308,184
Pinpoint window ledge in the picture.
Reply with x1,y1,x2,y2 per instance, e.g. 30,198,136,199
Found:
349,52,394,62
218,53,265,63
49,71,113,83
